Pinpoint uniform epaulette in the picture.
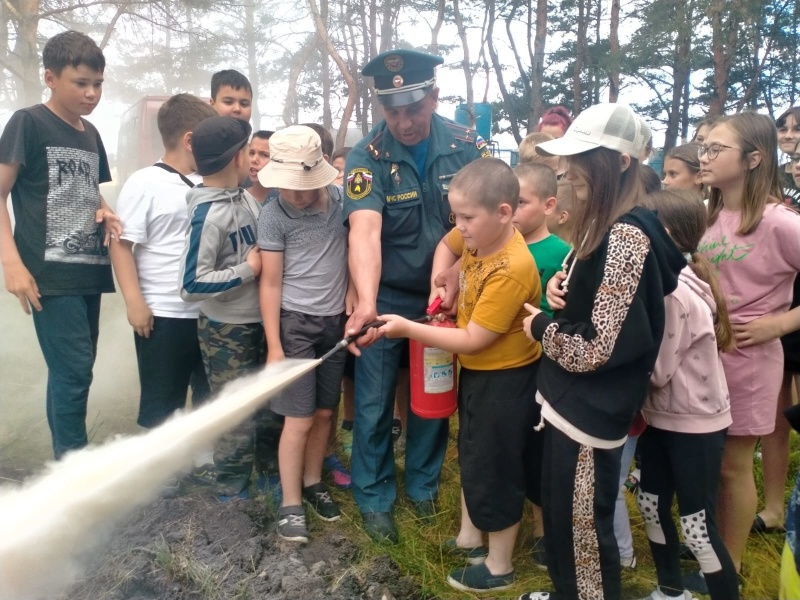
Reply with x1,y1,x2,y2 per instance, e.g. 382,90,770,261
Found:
365,131,384,160
444,120,476,143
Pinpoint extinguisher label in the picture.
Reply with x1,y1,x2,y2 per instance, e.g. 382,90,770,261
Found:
423,347,455,394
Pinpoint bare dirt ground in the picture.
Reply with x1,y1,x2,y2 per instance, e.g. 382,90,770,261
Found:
62,487,421,600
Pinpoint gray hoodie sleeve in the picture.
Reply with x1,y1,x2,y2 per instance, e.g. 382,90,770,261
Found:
179,204,256,302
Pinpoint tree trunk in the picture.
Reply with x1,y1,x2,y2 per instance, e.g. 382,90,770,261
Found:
573,0,588,115
664,0,690,152
608,0,620,102
506,4,529,95
487,0,522,142
308,0,358,149
320,0,332,131
283,36,316,127
244,0,261,130
528,0,547,128
452,0,474,125
708,0,740,115
13,0,41,107
368,0,381,128
428,0,446,54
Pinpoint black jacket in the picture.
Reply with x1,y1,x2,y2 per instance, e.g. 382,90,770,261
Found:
531,206,685,443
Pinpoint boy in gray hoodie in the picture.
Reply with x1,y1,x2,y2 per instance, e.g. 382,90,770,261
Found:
179,116,265,499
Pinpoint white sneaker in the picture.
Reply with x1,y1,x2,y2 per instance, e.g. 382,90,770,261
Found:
639,588,698,600
621,555,637,569
518,594,551,600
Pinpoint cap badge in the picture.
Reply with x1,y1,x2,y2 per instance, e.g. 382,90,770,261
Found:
392,75,404,88
384,55,404,72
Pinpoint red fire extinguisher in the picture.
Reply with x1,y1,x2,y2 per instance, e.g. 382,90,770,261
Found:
409,298,458,419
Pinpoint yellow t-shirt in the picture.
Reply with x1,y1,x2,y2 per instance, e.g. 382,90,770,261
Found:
445,228,542,370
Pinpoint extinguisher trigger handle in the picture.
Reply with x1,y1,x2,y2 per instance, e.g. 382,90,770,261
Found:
426,297,443,315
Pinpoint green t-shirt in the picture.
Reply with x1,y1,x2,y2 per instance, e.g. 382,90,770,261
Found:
527,233,571,317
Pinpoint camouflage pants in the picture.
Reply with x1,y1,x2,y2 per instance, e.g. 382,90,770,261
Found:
198,315,281,495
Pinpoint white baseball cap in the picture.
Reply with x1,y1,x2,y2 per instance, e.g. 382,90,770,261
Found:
257,125,339,190
536,103,647,157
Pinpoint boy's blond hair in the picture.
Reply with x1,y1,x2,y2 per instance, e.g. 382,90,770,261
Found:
518,132,555,164
514,163,557,200
451,158,519,212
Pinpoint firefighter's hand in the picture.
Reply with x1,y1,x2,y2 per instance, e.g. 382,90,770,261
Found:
345,302,379,356
377,314,409,339
433,263,459,316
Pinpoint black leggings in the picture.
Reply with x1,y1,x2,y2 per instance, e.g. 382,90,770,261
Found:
637,426,739,600
541,424,623,600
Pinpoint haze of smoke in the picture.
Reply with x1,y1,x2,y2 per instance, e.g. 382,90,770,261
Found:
0,358,319,600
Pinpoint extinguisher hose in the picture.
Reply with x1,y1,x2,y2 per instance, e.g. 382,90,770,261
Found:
317,314,435,364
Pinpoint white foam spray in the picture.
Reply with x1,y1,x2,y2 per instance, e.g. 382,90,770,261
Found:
0,358,319,600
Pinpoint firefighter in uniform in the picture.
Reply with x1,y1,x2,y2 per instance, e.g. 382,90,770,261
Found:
343,49,491,543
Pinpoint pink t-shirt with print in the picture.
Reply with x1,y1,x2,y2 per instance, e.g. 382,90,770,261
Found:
699,203,800,435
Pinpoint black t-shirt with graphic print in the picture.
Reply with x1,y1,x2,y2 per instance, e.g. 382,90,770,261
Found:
0,104,114,295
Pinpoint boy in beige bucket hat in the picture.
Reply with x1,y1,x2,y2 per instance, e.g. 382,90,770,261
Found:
256,125,350,543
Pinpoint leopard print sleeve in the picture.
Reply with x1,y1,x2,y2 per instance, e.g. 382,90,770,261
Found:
542,222,651,373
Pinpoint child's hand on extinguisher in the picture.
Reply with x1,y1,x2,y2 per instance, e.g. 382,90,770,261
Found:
522,302,542,342
377,314,409,338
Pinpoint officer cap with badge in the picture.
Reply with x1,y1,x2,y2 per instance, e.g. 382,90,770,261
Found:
362,49,444,108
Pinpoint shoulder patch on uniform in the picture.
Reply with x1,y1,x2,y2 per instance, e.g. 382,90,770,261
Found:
475,135,488,150
346,168,373,200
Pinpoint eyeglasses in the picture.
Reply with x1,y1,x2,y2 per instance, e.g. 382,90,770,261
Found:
790,155,800,165
697,143,741,161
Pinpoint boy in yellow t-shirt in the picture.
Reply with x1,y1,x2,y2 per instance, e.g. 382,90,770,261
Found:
378,158,542,593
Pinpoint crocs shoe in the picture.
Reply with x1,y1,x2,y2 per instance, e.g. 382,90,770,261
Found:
323,454,352,489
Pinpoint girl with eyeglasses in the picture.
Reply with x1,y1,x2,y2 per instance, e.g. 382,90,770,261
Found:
688,112,800,595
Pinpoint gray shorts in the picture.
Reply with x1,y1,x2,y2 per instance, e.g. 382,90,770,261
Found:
269,309,347,418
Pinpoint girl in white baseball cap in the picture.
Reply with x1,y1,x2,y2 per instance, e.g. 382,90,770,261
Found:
519,103,686,600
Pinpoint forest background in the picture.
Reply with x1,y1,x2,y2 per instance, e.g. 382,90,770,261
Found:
1,0,799,158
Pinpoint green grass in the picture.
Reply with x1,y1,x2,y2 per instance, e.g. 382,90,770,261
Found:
316,425,789,600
